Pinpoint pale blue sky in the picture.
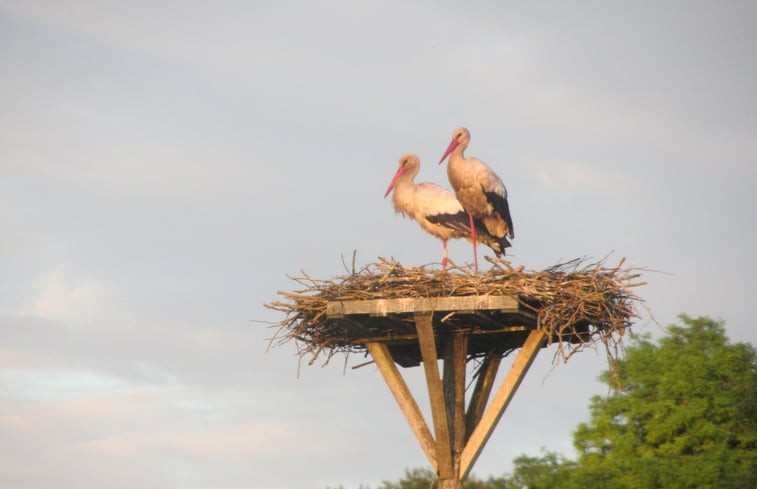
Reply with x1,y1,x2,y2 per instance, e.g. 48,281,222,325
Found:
2,1,756,488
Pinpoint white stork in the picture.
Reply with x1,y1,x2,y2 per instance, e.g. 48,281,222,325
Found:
438,127,514,270
385,153,510,270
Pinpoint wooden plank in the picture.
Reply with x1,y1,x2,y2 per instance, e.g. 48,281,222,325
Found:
460,330,546,480
327,295,519,318
442,334,467,473
415,313,454,479
366,342,438,470
345,325,528,346
465,351,502,441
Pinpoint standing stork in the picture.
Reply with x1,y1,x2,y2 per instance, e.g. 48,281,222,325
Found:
439,127,514,270
385,153,510,270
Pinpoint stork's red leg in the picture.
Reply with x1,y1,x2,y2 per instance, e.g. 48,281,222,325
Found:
468,212,478,270
442,239,448,271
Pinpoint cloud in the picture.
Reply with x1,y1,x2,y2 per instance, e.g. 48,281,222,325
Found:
0,368,127,402
0,413,31,432
528,159,637,195
16,269,107,326
77,418,348,460
0,373,354,488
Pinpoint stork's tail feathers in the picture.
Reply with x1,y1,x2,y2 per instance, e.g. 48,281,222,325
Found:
491,235,512,257
472,219,511,256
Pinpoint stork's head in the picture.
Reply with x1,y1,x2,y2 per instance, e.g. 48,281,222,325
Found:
439,127,471,164
384,153,420,198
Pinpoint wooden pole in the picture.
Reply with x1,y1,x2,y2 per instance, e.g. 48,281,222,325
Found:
459,329,546,480
443,333,467,487
365,342,438,470
465,350,502,440
414,313,455,483
323,294,548,487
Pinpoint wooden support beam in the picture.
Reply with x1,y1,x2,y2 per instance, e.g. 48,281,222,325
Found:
365,342,438,471
328,295,520,317
415,313,454,480
465,350,502,440
346,325,528,346
443,334,468,480
460,329,547,480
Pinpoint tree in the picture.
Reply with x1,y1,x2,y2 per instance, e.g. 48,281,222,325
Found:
504,451,578,489
369,468,511,489
374,468,436,489
572,315,757,489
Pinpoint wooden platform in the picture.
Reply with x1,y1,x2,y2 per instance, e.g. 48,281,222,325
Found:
327,294,569,367
325,295,552,489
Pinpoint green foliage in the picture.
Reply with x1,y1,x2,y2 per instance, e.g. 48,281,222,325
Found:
572,315,757,489
374,468,435,489
504,451,578,489
369,467,512,489
344,453,573,489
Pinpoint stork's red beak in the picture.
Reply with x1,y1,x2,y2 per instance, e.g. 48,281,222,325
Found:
384,166,406,198
439,139,459,164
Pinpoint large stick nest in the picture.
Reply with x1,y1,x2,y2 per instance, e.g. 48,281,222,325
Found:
264,256,647,368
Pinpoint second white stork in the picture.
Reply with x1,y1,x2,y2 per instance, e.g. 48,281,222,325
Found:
385,153,510,270
438,127,514,270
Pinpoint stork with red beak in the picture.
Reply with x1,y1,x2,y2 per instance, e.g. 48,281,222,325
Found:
439,127,514,270
385,153,510,270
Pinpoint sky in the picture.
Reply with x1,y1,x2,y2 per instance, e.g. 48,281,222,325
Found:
1,1,756,488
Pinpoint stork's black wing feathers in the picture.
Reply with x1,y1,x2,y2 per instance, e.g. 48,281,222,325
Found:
426,212,512,256
483,186,514,239
425,211,471,234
